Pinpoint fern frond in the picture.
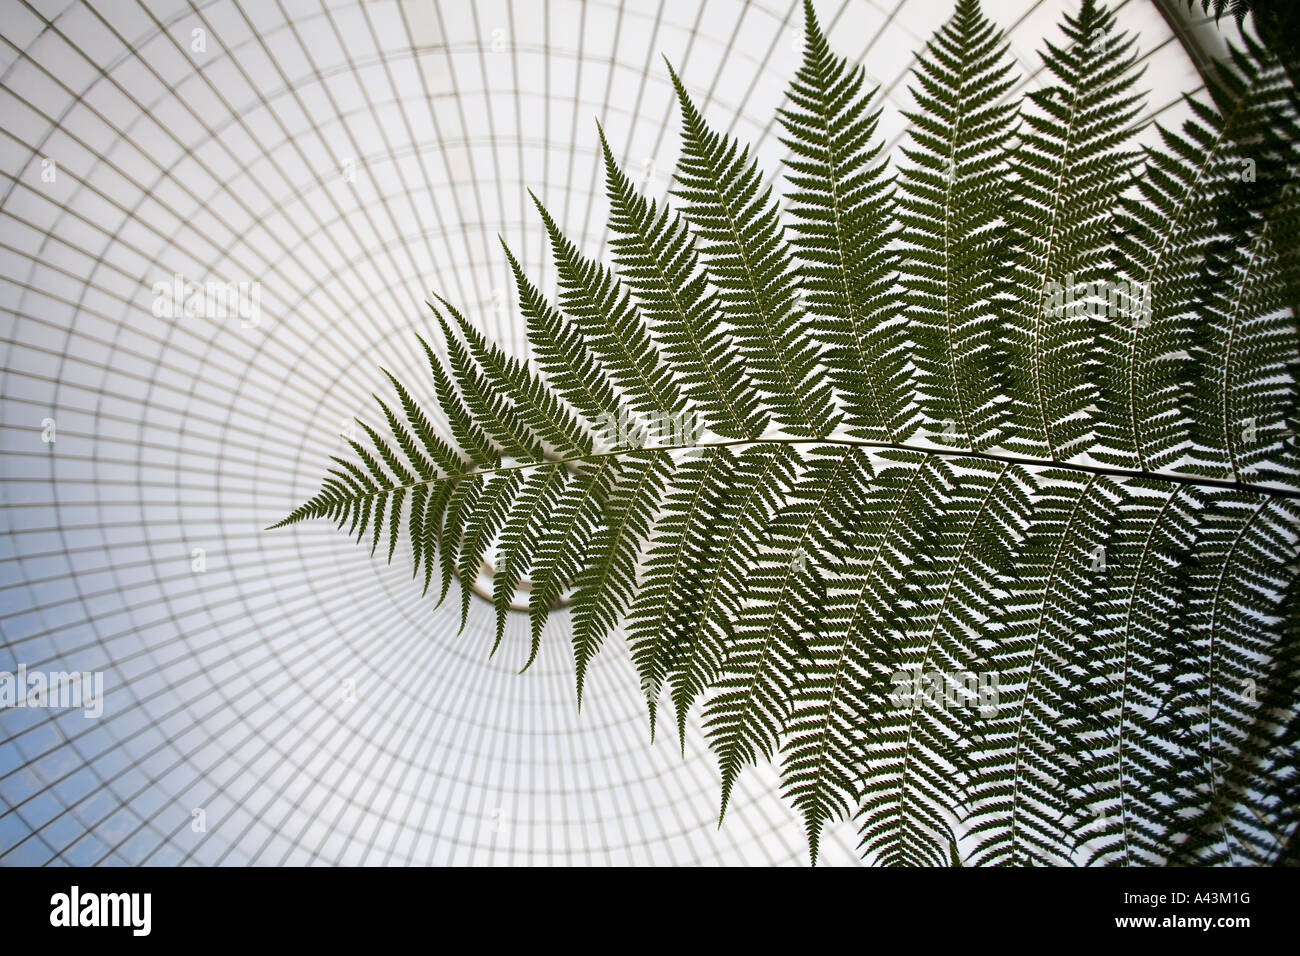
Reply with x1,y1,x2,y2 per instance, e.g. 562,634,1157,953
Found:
704,447,870,821
455,470,525,630
668,62,840,438
778,0,912,442
379,367,465,476
525,457,619,670
599,125,769,440
895,0,1020,452
855,456,1035,866
667,444,799,748
964,470,1132,865
569,449,673,707
1175,492,1300,862
787,452,952,864
490,464,570,654
627,446,737,739
501,239,622,428
434,304,544,463
421,333,499,469
1066,482,1207,864
1002,0,1147,461
274,0,1300,867
439,473,483,606
1099,33,1300,474
439,297,593,460
532,194,685,425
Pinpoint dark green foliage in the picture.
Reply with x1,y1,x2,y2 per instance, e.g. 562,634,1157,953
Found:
274,0,1300,865
1190,0,1300,80
779,1,910,442
1002,0,1147,461
600,125,769,440
668,60,841,438
895,0,1020,453
1100,31,1300,479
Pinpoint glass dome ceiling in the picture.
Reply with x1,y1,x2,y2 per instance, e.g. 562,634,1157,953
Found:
0,0,1238,865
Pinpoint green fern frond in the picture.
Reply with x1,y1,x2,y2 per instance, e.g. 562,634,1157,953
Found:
1002,0,1147,461
667,61,841,438
273,0,1300,866
1100,33,1299,475
532,193,685,424
421,333,499,469
855,456,1035,866
439,297,593,460
490,464,570,654
599,124,769,440
706,446,871,824
627,446,737,740
668,444,798,749
524,457,618,671
435,304,544,464
894,0,1020,453
778,0,912,442
501,238,622,428
570,449,673,707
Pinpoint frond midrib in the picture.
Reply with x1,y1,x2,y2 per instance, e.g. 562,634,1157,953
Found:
273,434,1300,533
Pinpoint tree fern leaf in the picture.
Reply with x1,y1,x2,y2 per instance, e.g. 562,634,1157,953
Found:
409,483,428,581
965,472,1130,864
789,453,955,864
1183,47,1300,483
1099,34,1299,474
433,306,544,463
667,62,840,438
439,295,594,460
365,490,383,558
1175,492,1300,862
371,395,435,481
1002,0,1147,461
705,447,870,820
532,194,685,423
525,458,619,671
1061,483,1205,864
386,487,404,564
598,125,768,440
353,423,414,488
569,450,674,707
420,478,454,599
627,447,735,740
439,474,483,607
668,444,799,748
779,0,912,442
854,457,1034,866
272,0,1300,867
379,367,466,476
419,334,500,469
491,465,570,654
895,0,1020,452
456,471,525,631
501,238,623,428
